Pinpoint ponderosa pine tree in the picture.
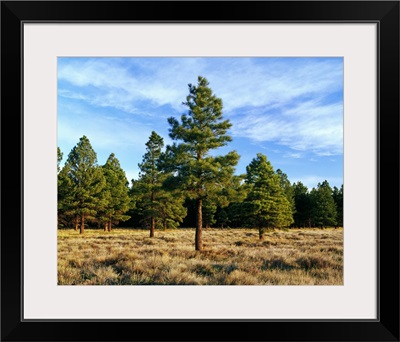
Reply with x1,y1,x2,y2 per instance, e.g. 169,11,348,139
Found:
244,153,293,239
310,180,337,228
276,168,296,225
63,135,106,234
134,131,164,237
100,153,131,231
134,131,187,236
165,76,239,251
292,181,312,228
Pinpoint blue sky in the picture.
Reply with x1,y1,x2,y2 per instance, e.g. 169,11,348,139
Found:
57,57,343,190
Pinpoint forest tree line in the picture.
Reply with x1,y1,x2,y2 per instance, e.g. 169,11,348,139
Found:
58,76,343,250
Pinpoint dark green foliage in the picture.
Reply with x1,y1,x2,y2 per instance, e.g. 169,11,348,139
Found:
276,169,296,221
216,208,229,228
310,180,337,228
203,199,217,228
165,76,239,250
292,181,313,228
332,184,343,227
57,147,63,174
180,198,197,228
134,131,186,236
61,136,106,233
244,153,294,239
156,191,187,230
134,131,165,236
225,202,247,228
100,153,131,231
57,147,75,228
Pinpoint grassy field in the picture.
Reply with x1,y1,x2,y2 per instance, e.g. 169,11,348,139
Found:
58,227,343,285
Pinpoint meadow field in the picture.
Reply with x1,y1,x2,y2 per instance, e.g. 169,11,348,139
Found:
58,227,343,286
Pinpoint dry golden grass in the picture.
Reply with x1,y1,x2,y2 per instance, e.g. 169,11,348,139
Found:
58,227,343,285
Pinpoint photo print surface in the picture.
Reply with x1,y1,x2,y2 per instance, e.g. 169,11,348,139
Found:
57,57,344,286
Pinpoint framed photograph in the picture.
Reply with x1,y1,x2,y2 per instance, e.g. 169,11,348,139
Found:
1,1,399,341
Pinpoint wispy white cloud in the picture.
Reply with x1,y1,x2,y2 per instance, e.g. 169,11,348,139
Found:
231,99,343,156
58,57,342,115
204,58,343,114
58,57,343,158
57,101,173,174
284,152,303,159
58,58,199,114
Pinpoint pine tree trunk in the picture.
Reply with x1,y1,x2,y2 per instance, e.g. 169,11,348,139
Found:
104,223,108,231
108,220,112,232
195,198,203,251
80,215,85,234
150,217,155,237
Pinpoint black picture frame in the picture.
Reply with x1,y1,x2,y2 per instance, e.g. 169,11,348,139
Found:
1,1,399,341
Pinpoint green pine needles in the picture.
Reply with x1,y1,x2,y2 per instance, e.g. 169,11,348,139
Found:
165,76,240,250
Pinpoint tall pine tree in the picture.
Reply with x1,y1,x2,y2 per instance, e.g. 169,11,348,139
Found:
100,153,131,231
292,181,312,228
135,131,186,236
135,131,165,237
276,168,296,225
244,153,293,239
63,135,106,234
310,180,337,228
165,76,239,251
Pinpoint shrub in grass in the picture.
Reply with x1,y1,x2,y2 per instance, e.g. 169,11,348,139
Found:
296,256,333,270
262,257,295,271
